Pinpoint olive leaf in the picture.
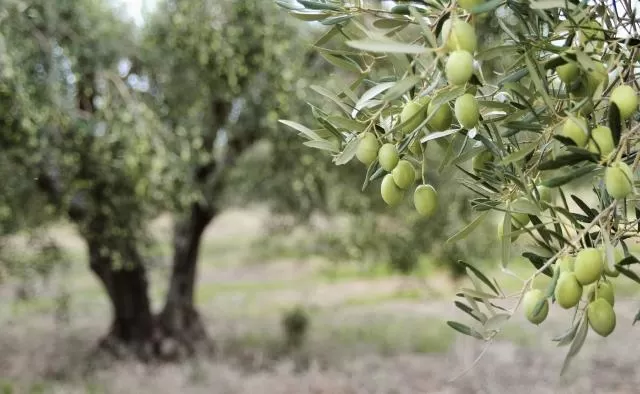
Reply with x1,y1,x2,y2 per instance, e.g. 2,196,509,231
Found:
446,321,485,340
446,212,490,245
560,314,589,376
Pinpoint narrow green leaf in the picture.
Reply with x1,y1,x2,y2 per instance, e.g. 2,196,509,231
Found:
553,322,580,346
633,309,640,325
458,259,500,295
345,38,428,54
361,159,379,192
354,82,396,112
431,85,466,107
538,151,598,170
500,144,536,165
608,102,622,147
455,301,485,323
446,321,485,340
501,211,511,269
303,139,339,152
421,128,458,143
333,137,358,165
476,45,519,61
561,315,588,376
381,75,422,101
321,15,353,25
297,0,343,11
315,116,343,140
617,255,640,266
317,51,363,74
570,194,597,220
310,84,354,115
275,1,302,11
289,10,329,21
279,119,322,140
544,261,561,299
524,53,554,111
326,115,366,132
522,252,554,277
459,288,501,299
446,212,489,245
484,313,510,332
541,164,598,188
313,25,339,47
372,18,409,29
616,266,640,284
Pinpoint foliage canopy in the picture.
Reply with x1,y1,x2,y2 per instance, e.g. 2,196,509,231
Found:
276,0,640,373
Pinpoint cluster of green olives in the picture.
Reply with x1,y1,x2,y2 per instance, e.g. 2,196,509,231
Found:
560,84,637,151
352,18,488,217
442,19,477,88
523,246,623,337
355,130,438,217
559,83,637,201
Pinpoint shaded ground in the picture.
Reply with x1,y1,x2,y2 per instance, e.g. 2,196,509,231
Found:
1,207,640,394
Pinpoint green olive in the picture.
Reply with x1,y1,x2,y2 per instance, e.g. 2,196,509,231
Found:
356,132,380,166
587,125,615,158
555,255,575,273
595,280,615,306
574,247,603,286
605,161,634,200
378,143,399,172
587,298,616,337
400,101,427,134
454,93,479,129
523,289,549,325
561,116,588,147
392,160,416,189
426,101,453,132
442,19,477,54
585,62,608,96
555,272,583,309
446,50,474,86
610,85,638,120
380,173,404,206
557,61,580,84
414,184,438,217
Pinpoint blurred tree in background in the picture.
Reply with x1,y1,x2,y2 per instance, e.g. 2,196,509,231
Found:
0,0,493,361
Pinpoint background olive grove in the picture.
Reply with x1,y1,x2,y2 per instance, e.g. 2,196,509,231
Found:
3,0,639,393
0,0,490,359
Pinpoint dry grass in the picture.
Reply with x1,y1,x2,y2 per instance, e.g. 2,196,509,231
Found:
1,208,640,394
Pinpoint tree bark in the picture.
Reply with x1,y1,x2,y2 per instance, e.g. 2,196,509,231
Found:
156,202,217,359
87,238,156,360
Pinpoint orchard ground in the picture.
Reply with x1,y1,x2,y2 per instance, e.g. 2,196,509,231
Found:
1,206,640,394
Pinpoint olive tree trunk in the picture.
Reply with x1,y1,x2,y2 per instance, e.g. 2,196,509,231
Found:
155,202,217,359
87,238,156,360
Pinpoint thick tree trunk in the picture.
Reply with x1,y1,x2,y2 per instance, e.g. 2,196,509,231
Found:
88,239,155,360
156,202,217,359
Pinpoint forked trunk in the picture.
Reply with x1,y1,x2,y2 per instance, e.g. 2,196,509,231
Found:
156,202,217,359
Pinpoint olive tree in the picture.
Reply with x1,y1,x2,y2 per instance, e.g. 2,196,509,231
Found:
276,0,639,372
